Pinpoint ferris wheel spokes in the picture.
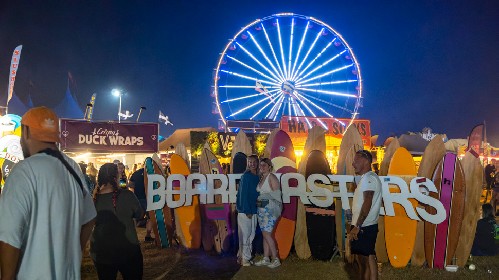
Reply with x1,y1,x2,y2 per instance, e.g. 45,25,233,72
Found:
297,87,357,98
276,19,289,80
235,42,282,83
246,31,285,81
296,91,354,114
297,79,357,87
228,90,282,118
227,54,280,84
220,69,279,86
261,24,286,79
292,38,337,81
291,28,324,81
290,21,310,78
288,18,295,80
251,91,283,120
293,99,328,129
296,63,354,85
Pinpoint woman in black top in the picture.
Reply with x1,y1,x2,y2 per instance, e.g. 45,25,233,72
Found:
91,163,144,279
471,203,497,256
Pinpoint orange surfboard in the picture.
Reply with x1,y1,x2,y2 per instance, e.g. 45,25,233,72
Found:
169,154,201,249
385,147,417,268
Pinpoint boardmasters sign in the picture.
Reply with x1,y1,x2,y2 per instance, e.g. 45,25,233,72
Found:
60,119,159,153
146,173,446,225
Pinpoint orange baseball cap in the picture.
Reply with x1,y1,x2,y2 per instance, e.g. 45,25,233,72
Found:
21,106,60,143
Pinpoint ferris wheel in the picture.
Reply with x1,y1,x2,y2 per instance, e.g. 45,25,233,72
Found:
212,13,362,131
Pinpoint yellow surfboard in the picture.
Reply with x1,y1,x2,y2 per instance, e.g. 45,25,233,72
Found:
385,147,417,268
169,154,201,249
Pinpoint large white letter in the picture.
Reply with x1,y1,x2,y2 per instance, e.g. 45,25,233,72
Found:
409,177,446,224
146,174,166,211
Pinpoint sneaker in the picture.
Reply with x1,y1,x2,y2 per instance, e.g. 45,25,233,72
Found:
145,236,155,242
268,258,281,269
241,259,252,267
254,257,271,266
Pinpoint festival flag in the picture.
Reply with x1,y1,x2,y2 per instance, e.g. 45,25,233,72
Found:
465,123,484,157
86,93,97,120
7,45,23,106
158,110,173,126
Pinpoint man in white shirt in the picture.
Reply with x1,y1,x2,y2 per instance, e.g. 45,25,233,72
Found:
0,107,96,279
349,150,382,280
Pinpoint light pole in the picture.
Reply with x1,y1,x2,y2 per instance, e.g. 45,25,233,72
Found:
112,89,122,123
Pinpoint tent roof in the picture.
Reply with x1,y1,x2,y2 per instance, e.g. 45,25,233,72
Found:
54,87,84,119
158,127,217,151
7,92,30,116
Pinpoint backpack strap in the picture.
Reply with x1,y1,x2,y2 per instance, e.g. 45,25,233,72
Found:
39,148,85,197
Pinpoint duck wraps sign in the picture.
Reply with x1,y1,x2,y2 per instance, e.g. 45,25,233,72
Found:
60,119,159,153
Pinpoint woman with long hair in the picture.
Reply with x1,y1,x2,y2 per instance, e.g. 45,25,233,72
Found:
90,163,144,279
254,158,282,268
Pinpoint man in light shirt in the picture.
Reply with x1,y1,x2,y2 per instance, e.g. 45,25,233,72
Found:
348,150,382,280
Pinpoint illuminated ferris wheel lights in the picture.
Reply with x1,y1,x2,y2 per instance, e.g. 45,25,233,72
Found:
290,21,310,78
265,93,284,119
235,42,282,83
246,31,285,81
293,38,337,81
220,70,280,86
228,92,280,117
297,87,357,98
297,91,354,113
288,18,295,80
261,24,285,79
299,49,346,81
226,54,281,84
215,14,362,128
291,28,324,81
296,63,354,85
276,19,289,80
251,92,282,119
296,79,357,87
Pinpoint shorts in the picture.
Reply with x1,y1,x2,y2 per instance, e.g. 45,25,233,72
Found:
257,205,280,233
350,224,378,256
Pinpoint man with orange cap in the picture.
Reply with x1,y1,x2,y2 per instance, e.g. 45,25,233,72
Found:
0,107,96,279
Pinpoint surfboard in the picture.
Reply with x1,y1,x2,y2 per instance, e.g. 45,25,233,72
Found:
455,151,483,267
411,136,446,266
169,154,202,249
271,130,297,260
375,137,400,263
175,142,190,167
335,125,363,263
263,128,280,158
230,131,252,173
199,144,232,254
144,157,174,248
385,147,417,268
295,126,326,260
305,150,335,260
425,153,466,269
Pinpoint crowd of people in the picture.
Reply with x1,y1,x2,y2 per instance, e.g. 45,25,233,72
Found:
0,106,496,280
0,107,151,279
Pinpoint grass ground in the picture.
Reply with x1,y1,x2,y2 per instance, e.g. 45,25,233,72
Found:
82,227,499,280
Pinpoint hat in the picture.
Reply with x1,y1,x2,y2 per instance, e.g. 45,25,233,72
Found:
21,106,60,143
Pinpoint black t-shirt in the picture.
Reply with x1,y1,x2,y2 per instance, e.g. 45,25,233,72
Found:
90,189,143,264
471,217,497,256
130,168,146,200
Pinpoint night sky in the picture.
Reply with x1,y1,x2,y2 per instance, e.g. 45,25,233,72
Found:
0,1,497,145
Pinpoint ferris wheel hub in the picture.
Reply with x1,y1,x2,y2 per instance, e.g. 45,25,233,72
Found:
281,81,295,95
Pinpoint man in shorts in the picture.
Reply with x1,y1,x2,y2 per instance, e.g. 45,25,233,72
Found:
348,150,382,280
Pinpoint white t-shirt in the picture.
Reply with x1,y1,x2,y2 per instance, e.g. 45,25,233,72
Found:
0,152,96,279
351,171,382,227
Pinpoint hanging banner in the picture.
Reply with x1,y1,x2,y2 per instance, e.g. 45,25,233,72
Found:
7,45,23,105
280,116,371,147
60,119,159,153
87,93,96,120
465,124,483,156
